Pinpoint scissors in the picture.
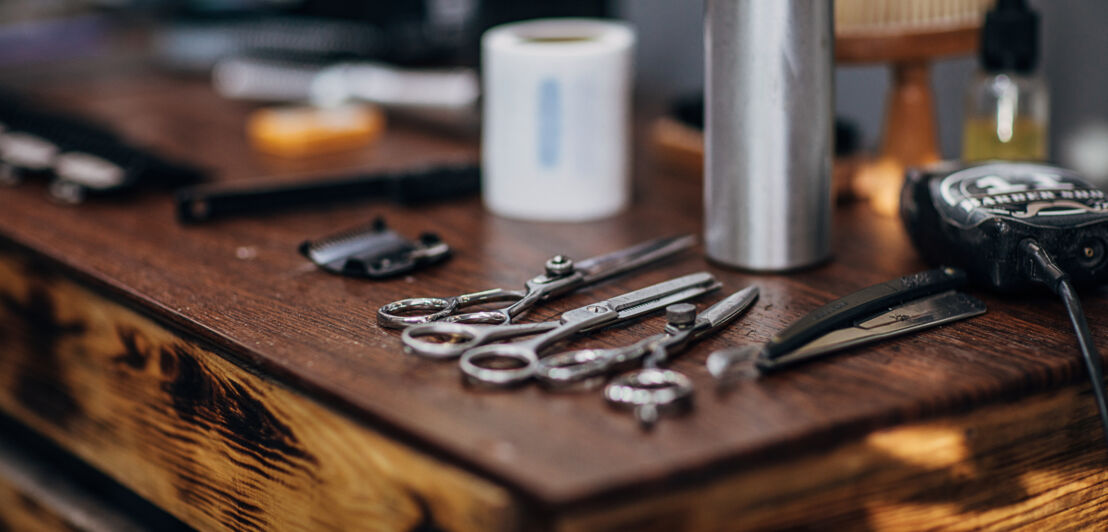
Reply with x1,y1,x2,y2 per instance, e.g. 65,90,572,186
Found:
403,272,720,387
376,234,694,329
535,285,760,391
535,286,759,429
604,288,759,429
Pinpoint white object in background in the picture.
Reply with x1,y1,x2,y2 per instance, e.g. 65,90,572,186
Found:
1061,121,1108,188
213,57,322,102
481,19,635,222
309,63,480,112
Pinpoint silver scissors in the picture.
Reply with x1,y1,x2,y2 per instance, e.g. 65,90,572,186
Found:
532,286,758,428
403,272,720,387
376,235,694,329
535,285,760,391
603,286,759,429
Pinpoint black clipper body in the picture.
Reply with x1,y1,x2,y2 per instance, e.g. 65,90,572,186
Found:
901,162,1108,292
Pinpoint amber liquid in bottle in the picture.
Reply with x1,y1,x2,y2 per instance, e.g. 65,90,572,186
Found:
963,72,1048,162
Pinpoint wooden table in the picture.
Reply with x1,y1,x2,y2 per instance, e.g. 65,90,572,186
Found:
2,70,1108,531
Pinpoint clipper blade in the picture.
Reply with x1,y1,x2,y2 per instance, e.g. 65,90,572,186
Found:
299,217,450,279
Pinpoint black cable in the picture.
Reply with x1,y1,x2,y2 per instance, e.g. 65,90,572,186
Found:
1057,280,1108,447
1020,239,1108,447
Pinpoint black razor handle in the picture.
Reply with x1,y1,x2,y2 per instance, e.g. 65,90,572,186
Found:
762,268,967,360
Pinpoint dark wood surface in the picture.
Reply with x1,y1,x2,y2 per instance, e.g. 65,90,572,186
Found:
2,70,1106,513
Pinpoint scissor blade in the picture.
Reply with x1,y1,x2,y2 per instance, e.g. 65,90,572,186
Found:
695,285,760,332
606,272,720,322
574,235,696,284
762,291,986,371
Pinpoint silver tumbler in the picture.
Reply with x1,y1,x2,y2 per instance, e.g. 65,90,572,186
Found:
704,0,834,271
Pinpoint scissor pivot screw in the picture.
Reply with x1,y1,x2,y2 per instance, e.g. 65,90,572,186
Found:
545,255,575,276
666,303,697,328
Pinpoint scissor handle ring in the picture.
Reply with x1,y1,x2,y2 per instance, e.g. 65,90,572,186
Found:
534,349,617,388
604,368,693,412
459,344,539,388
378,297,459,329
401,323,488,359
377,289,528,329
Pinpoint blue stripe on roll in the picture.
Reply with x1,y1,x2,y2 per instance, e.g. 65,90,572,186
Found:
537,78,560,169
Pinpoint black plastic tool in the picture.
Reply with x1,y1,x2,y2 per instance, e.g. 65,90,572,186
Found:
901,161,1108,446
762,268,968,360
176,163,479,224
299,217,450,279
0,88,205,202
706,268,985,378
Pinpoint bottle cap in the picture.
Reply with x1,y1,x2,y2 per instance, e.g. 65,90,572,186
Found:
981,0,1040,73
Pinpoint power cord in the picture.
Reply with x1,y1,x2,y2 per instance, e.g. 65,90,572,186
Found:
1020,239,1108,447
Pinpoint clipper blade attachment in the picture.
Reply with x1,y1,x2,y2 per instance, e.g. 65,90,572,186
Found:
299,217,450,278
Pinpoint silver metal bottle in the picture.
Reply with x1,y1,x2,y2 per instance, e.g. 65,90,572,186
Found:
704,0,834,271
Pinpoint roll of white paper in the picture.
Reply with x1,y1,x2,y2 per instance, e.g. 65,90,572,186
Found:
482,19,635,222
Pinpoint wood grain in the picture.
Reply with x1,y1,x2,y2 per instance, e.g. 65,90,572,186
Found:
835,26,979,64
557,385,1108,531
0,417,179,532
8,250,1108,531
1,71,1107,519
0,249,515,532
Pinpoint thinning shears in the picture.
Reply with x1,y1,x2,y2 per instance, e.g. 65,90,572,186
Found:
535,286,760,428
535,285,760,390
376,235,694,329
402,272,721,387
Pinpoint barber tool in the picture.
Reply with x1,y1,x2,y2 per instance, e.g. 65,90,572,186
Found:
704,0,833,270
549,287,758,429
707,268,986,380
482,19,635,221
299,217,449,279
0,129,56,185
0,90,205,202
176,163,479,224
402,272,720,388
901,161,1108,446
0,93,112,186
377,234,695,329
48,137,205,204
537,286,759,390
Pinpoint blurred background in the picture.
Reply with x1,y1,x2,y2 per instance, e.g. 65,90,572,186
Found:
623,0,1108,173
1,0,1104,176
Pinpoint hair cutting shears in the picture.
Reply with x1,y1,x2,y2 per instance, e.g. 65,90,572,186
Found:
536,286,760,428
535,285,759,390
376,235,694,329
402,272,721,387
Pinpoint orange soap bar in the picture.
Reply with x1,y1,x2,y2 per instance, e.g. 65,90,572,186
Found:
247,104,385,158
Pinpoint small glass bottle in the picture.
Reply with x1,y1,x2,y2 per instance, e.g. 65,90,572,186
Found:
963,0,1048,162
